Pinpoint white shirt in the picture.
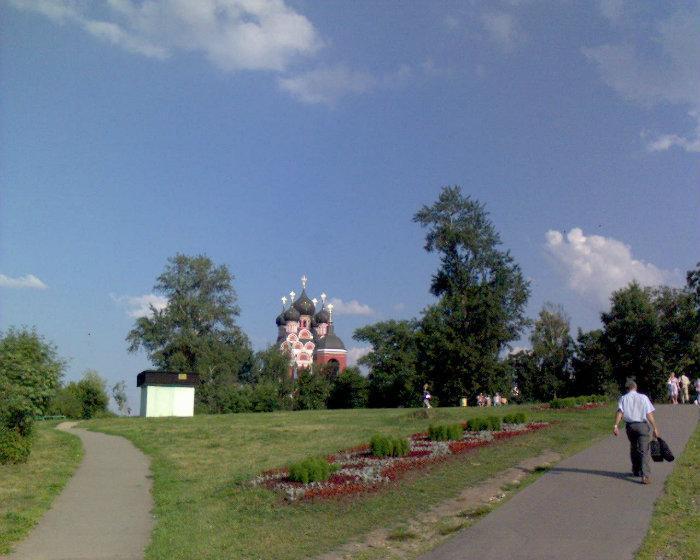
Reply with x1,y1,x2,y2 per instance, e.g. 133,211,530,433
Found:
617,390,655,423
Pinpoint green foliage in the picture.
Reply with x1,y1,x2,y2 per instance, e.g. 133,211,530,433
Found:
428,423,464,441
487,416,502,431
0,328,65,435
295,368,332,410
69,370,110,419
0,427,32,465
549,397,577,409
414,187,530,403
529,303,574,400
571,329,615,396
353,320,421,408
327,367,369,409
370,434,410,457
602,283,663,398
48,386,84,419
465,417,490,431
126,253,253,412
502,412,527,424
250,382,287,413
287,457,338,484
218,385,253,413
249,346,291,385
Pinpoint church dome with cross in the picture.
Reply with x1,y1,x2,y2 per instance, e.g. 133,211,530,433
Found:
275,275,347,377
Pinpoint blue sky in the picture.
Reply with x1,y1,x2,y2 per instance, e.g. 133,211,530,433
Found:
2,1,698,410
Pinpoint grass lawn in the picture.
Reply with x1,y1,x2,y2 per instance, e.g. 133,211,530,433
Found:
0,422,83,554
84,405,614,560
636,421,700,560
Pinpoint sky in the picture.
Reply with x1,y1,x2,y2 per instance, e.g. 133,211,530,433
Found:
1,0,698,410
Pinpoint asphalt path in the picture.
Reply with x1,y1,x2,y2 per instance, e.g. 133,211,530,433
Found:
419,404,698,560
1,422,153,560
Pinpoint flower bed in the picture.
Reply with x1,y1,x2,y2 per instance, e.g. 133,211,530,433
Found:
252,421,549,501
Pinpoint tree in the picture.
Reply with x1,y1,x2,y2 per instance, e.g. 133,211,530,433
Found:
112,381,128,415
328,367,369,409
126,254,253,412
503,350,538,402
571,329,615,396
602,283,663,399
0,328,65,434
73,370,110,419
413,186,530,403
530,303,574,399
651,286,700,376
353,320,421,407
295,368,332,410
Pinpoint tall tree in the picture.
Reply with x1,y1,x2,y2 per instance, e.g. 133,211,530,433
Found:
0,328,65,434
651,286,700,375
530,303,574,399
571,329,615,396
353,320,421,407
126,254,252,411
413,186,530,403
602,282,663,399
112,380,128,415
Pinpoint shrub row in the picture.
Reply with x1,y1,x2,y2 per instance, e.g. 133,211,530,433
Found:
502,412,527,424
550,394,608,409
428,423,464,441
466,416,502,432
288,457,338,484
370,434,410,457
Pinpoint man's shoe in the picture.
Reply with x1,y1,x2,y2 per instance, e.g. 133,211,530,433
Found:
642,476,651,485
632,470,641,477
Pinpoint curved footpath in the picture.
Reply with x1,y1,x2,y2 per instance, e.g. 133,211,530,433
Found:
419,404,698,560
0,422,153,560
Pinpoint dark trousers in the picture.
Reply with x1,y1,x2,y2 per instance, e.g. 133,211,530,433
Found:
625,422,651,477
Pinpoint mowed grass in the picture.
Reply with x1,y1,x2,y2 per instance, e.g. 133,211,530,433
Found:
84,405,614,560
0,422,83,554
636,421,700,560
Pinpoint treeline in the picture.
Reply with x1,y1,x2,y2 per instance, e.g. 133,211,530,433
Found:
123,187,699,413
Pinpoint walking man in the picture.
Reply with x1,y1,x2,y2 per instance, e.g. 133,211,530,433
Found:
613,379,661,484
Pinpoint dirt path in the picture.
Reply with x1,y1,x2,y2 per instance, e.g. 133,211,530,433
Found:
0,422,153,560
418,404,698,560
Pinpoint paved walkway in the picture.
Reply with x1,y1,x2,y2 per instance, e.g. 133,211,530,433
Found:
419,404,698,560
1,423,153,560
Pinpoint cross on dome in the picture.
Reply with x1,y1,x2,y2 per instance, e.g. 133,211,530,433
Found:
321,292,327,303
301,274,308,289
289,290,296,301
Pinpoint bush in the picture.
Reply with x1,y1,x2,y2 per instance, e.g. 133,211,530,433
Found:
550,397,577,409
428,423,463,441
295,369,332,410
48,386,84,419
487,416,502,431
466,417,490,431
288,457,338,484
251,382,283,412
327,367,369,409
370,434,410,457
0,426,32,465
503,412,527,424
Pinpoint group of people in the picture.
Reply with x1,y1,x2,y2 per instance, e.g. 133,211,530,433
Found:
476,393,507,407
666,372,700,405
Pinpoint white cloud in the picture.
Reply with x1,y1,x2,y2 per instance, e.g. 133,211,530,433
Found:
111,293,168,318
328,297,375,316
10,0,321,71
584,4,700,153
545,228,680,306
278,65,376,105
346,346,371,366
480,12,521,52
0,273,48,289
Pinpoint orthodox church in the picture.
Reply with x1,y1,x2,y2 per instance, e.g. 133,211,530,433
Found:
276,275,347,376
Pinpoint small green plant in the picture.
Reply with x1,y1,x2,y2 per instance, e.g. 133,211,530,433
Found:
466,417,490,432
288,457,338,484
503,412,527,424
487,416,502,431
549,397,577,409
387,526,418,541
428,423,463,441
370,434,409,457
0,427,32,465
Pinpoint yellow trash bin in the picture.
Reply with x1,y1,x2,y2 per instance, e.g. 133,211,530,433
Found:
460,397,468,407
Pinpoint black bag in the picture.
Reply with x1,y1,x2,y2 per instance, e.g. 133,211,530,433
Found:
659,437,674,462
650,439,662,462
650,437,674,462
